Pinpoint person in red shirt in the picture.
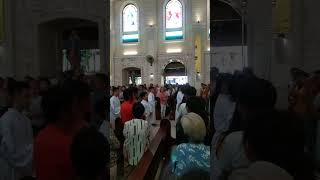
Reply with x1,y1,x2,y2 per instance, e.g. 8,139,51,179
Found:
120,88,135,125
34,80,91,180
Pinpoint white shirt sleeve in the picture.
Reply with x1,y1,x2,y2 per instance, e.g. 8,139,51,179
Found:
99,121,109,140
111,97,120,116
148,93,155,107
214,95,236,133
0,113,33,176
142,101,151,117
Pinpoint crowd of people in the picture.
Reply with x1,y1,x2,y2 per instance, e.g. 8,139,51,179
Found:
208,67,319,180
0,66,319,180
109,82,210,179
0,73,111,180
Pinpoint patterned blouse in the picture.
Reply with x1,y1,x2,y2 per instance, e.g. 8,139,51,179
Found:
171,143,210,176
123,119,150,166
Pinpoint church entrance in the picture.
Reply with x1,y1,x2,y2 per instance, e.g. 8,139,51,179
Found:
163,61,187,85
37,18,99,76
122,67,142,85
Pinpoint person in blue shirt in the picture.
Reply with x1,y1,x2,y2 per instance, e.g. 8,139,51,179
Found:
171,112,210,177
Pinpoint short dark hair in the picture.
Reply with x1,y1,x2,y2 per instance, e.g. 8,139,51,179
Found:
236,78,277,108
71,127,109,180
39,77,51,85
131,87,138,95
186,96,206,112
186,96,208,125
8,81,29,97
314,70,320,75
6,78,17,96
132,102,145,119
112,87,119,92
94,98,107,120
123,88,133,101
24,76,34,81
243,110,304,175
139,91,148,99
184,86,197,97
42,80,90,122
179,169,210,180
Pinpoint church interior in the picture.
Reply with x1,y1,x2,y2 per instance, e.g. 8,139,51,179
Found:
0,0,320,180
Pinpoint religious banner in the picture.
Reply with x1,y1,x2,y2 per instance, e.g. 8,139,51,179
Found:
274,0,291,33
0,0,4,41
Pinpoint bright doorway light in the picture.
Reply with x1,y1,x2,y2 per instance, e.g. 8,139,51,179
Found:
166,48,182,53
123,51,138,55
165,76,188,85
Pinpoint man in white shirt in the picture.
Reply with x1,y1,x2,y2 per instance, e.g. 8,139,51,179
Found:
175,86,184,122
140,91,151,120
212,79,236,147
0,82,33,180
211,131,250,180
176,86,196,123
110,87,121,129
148,86,156,126
123,102,150,167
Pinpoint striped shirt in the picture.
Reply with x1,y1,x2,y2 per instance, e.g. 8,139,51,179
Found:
123,119,150,166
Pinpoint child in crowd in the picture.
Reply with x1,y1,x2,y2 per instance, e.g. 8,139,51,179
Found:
140,91,152,121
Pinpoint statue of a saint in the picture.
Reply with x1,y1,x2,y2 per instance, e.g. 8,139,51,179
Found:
66,30,81,71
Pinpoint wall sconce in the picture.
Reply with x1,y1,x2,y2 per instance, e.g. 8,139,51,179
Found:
150,74,154,80
196,16,201,23
196,72,201,80
207,47,210,51
166,49,182,53
149,21,154,27
123,51,138,56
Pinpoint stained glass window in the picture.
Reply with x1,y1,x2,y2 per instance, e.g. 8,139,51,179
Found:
122,4,139,43
165,0,183,40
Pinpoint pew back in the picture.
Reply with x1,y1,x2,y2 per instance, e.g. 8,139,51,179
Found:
128,119,173,180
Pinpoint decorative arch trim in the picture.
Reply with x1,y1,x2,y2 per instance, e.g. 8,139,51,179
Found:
162,58,186,75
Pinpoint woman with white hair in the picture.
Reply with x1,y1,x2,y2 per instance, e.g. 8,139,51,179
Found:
171,113,210,177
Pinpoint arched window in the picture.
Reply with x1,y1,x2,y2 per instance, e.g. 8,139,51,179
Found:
165,0,183,40
122,4,139,43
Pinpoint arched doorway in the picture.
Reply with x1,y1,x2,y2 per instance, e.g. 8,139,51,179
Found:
122,67,142,85
37,18,99,76
163,61,187,85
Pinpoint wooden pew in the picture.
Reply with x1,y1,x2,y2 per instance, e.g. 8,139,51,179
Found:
128,119,174,180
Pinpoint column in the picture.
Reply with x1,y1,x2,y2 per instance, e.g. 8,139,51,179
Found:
246,0,273,79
